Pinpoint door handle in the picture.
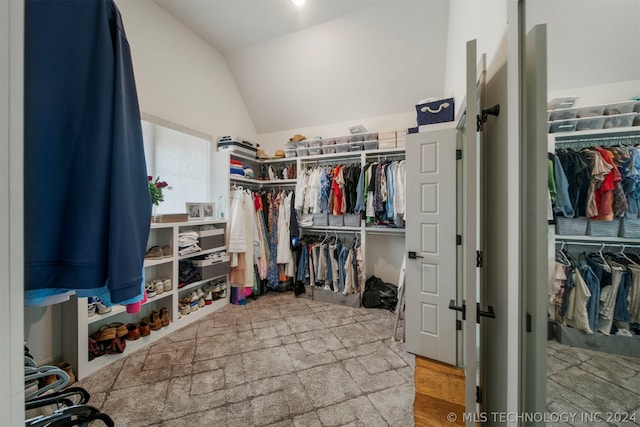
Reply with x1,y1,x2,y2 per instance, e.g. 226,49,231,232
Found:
448,299,466,320
408,251,423,259
477,303,496,323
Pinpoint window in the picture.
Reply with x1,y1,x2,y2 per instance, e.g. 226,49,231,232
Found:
142,117,212,215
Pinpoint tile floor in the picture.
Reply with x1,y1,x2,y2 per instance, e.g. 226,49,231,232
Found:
76,291,640,426
76,292,415,426
546,340,640,427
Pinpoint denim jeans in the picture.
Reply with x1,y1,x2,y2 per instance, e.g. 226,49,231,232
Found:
297,244,308,282
578,261,600,333
338,246,349,293
560,266,575,319
553,155,575,218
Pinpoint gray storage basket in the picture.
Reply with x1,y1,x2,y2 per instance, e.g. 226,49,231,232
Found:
312,213,329,226
587,219,621,237
329,214,344,226
555,216,588,236
343,213,361,227
620,218,640,238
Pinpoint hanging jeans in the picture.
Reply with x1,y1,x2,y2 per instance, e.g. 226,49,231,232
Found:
324,246,333,285
599,262,625,335
329,243,340,291
578,261,600,333
338,246,349,293
560,266,575,319
296,244,309,283
629,265,640,323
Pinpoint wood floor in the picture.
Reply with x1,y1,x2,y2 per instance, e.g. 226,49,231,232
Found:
414,355,466,426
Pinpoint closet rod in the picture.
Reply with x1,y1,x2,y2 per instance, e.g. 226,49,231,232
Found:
555,240,640,249
301,158,362,166
555,132,640,149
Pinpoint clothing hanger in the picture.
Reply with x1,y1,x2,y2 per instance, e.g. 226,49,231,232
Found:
617,244,639,266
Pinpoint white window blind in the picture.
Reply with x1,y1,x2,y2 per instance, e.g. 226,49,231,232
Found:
142,119,211,215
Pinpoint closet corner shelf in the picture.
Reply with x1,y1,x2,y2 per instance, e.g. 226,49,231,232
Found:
179,246,227,261
230,176,297,186
176,295,229,324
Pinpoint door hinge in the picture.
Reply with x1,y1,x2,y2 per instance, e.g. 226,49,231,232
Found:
456,235,462,245
456,319,462,331
526,313,532,332
456,149,462,160
476,386,482,404
476,250,483,267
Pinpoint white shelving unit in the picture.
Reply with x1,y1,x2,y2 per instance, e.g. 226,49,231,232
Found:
211,146,407,288
62,219,228,380
550,125,640,357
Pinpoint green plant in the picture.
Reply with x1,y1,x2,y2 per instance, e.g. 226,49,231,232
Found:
148,176,170,206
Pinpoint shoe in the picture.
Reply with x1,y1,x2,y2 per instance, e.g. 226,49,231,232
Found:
125,323,141,340
57,362,76,385
149,310,162,331
145,282,156,298
198,297,205,308
138,319,151,337
109,322,128,338
196,288,205,299
162,245,172,258
179,301,191,315
190,300,199,312
87,302,96,318
211,282,221,293
154,279,164,295
144,246,164,260
90,325,116,342
160,307,170,327
190,291,199,302
162,278,173,292
95,299,112,315
204,291,213,305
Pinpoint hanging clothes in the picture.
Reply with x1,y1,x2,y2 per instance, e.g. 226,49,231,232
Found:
24,0,150,305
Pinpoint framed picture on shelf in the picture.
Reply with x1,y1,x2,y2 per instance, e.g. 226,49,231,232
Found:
202,203,215,218
186,203,203,220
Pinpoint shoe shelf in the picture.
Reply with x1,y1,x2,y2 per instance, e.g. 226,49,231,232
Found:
62,219,228,380
178,246,226,261
176,293,229,324
178,274,226,294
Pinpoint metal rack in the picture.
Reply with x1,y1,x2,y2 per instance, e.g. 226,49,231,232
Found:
554,129,640,149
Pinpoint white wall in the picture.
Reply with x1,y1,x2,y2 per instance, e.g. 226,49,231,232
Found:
444,0,509,114
116,0,258,141
227,1,449,134
548,79,640,107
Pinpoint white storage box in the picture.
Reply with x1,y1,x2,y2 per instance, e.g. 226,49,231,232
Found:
217,136,259,158
192,256,230,280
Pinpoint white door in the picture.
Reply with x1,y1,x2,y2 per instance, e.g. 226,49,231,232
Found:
522,23,549,418
405,39,486,425
405,124,458,365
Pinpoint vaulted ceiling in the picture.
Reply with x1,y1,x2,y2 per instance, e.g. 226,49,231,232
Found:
153,0,639,134
154,0,450,134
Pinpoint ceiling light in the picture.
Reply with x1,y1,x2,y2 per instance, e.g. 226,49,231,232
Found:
292,0,306,6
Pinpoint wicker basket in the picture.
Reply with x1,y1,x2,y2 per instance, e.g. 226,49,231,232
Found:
555,216,588,236
619,218,640,238
587,219,621,237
